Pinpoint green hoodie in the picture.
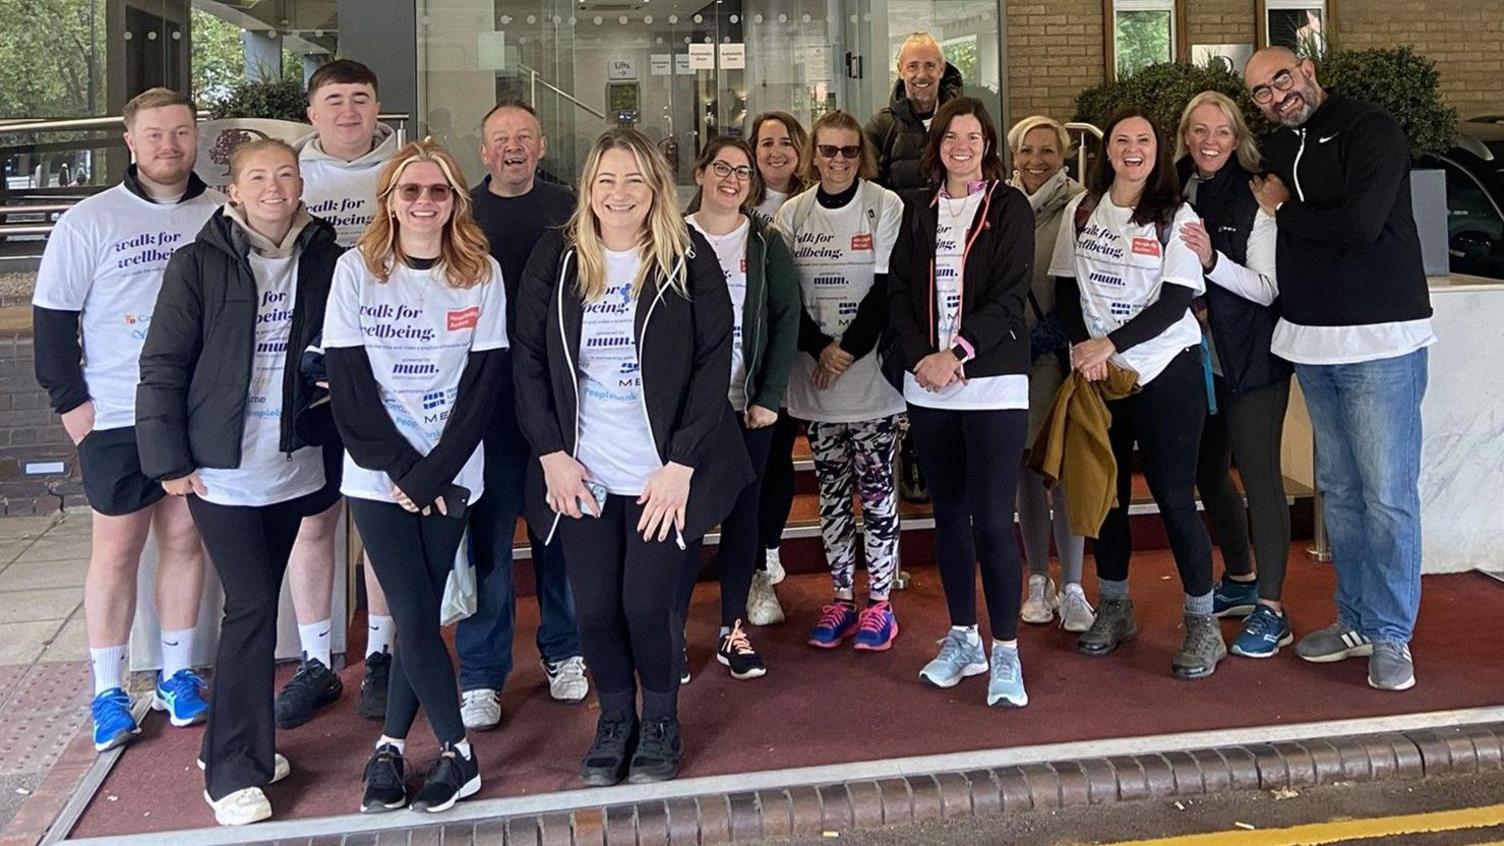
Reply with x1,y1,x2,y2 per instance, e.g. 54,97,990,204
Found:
740,212,800,411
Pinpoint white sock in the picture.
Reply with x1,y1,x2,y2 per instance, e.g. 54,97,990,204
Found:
377,735,405,755
298,619,333,669
994,639,1019,652
90,645,128,695
160,628,195,677
367,615,395,657
950,625,981,644
453,739,473,759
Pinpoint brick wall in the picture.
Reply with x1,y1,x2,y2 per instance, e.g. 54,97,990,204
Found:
1006,0,1106,126
1184,0,1256,49
1336,0,1504,117
0,315,86,515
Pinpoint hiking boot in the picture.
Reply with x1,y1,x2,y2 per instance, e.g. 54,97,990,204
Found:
1172,613,1227,680
1078,598,1136,655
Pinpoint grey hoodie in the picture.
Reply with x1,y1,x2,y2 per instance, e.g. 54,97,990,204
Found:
295,122,399,247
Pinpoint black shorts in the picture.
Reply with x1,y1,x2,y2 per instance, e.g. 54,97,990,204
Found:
300,439,345,517
76,426,166,517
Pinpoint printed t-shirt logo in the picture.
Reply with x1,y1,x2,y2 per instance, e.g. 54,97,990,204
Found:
1088,271,1124,288
587,334,633,349
422,390,446,409
850,233,873,251
393,361,440,376
1131,237,1161,257
813,274,845,288
447,306,480,331
740,258,747,273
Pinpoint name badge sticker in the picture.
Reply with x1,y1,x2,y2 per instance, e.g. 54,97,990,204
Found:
851,233,873,251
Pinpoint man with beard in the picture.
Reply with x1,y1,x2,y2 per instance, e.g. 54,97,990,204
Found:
1243,47,1433,691
455,100,586,731
33,88,223,752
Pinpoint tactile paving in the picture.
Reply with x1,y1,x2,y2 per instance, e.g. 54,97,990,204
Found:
0,661,91,716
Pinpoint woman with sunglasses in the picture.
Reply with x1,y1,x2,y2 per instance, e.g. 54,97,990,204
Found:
746,111,810,626
514,128,750,785
324,140,507,813
137,139,339,826
890,98,1035,706
676,137,798,680
774,111,906,652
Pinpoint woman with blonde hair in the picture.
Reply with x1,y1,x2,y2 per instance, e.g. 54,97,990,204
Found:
748,111,810,220
324,140,508,814
1005,115,1092,632
1174,90,1294,658
514,127,750,785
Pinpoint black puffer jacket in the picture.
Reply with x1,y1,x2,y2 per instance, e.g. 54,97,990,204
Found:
136,208,340,481
1177,156,1292,394
863,63,964,191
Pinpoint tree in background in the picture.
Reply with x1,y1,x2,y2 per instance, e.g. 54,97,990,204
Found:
0,0,106,119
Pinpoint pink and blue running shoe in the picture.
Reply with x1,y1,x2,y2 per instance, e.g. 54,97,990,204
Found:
807,601,860,648
852,601,899,651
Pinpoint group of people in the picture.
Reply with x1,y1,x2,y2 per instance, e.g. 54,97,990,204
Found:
32,32,1432,828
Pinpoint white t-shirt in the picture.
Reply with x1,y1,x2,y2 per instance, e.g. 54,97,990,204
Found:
688,215,751,411
32,183,223,430
754,188,790,222
1047,196,1204,385
575,250,663,496
322,251,509,503
198,253,325,507
775,184,906,423
904,192,1029,410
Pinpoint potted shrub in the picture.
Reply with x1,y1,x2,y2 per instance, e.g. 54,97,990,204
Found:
195,77,312,189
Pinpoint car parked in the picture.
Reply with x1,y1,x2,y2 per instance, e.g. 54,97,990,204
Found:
1420,116,1504,279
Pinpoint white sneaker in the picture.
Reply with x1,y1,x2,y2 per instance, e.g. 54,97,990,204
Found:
1020,575,1057,625
765,548,787,585
544,656,590,703
460,688,501,730
1058,584,1096,633
198,753,290,784
746,570,786,625
204,786,272,826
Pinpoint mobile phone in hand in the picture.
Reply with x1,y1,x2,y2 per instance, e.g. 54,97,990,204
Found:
436,483,471,520
576,480,607,517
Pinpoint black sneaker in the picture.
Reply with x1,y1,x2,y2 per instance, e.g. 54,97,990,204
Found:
273,657,343,729
716,621,767,680
581,715,638,787
679,645,691,685
360,744,407,813
359,652,390,721
411,743,481,813
627,717,683,784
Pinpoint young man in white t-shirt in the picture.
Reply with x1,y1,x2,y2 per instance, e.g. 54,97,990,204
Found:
276,59,403,729
32,89,222,752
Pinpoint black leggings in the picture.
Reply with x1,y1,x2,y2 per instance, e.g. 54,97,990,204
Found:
347,498,467,745
188,495,304,801
908,405,1029,641
1096,347,1214,597
757,410,801,553
678,418,774,628
558,494,699,722
1195,374,1292,601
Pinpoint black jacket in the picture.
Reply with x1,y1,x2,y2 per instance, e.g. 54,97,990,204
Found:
863,63,964,191
1260,90,1431,327
512,228,754,543
1178,156,1292,394
888,181,1033,379
135,209,341,481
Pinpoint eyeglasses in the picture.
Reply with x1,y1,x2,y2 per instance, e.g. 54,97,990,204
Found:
709,161,754,181
395,182,453,202
816,144,862,160
1249,67,1299,104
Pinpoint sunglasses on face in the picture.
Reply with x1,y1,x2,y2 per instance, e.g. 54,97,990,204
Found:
395,182,453,202
709,161,754,181
816,144,862,160
1249,67,1299,104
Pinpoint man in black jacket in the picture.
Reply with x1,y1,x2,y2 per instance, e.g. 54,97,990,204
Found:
863,32,963,192
1245,47,1434,691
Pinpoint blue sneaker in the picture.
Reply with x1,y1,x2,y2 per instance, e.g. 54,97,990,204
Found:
986,643,1028,708
1211,576,1259,618
807,601,860,648
852,601,899,651
153,669,209,726
1230,605,1294,658
92,688,139,752
919,628,988,688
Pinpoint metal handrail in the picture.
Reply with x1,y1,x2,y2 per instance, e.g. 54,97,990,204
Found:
0,205,75,215
1065,121,1102,180
0,112,409,134
518,65,606,120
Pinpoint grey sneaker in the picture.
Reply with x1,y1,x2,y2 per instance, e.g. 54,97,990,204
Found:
1295,621,1374,663
1078,598,1136,655
1368,642,1416,691
918,628,988,688
1172,614,1228,680
986,643,1028,708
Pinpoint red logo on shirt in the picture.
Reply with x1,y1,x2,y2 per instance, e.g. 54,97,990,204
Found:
1131,237,1161,257
851,233,874,251
740,258,747,273
447,307,480,331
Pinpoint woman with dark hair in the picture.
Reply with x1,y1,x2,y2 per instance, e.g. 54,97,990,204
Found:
889,97,1035,706
1047,108,1225,679
514,128,750,785
677,137,799,679
1174,92,1294,658
324,140,507,813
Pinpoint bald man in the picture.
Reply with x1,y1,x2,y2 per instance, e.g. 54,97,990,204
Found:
863,32,963,191
1242,46,1433,692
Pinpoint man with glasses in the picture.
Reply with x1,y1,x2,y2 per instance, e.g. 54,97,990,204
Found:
1243,46,1433,691
456,100,587,731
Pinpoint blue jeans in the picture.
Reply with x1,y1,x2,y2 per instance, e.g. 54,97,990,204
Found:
1295,347,1427,645
456,437,582,692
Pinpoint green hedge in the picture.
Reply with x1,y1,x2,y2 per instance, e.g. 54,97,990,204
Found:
206,77,308,124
